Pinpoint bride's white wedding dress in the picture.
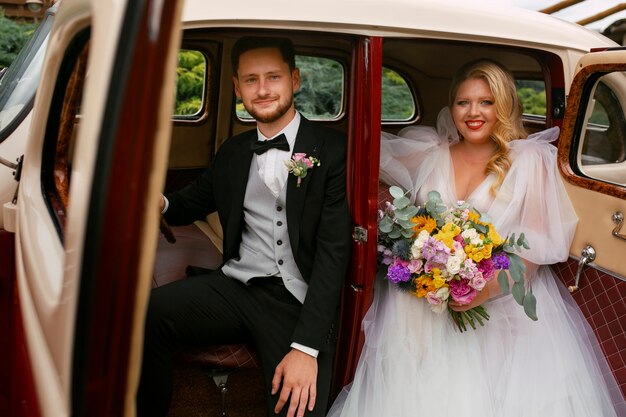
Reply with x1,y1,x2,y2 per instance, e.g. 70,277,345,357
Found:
327,109,626,417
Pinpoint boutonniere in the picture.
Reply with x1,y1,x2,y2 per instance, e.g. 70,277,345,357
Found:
284,153,320,187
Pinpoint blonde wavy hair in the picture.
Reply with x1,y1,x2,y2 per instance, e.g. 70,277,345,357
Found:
448,59,528,195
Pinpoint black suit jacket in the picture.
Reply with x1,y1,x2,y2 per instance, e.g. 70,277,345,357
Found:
165,116,351,352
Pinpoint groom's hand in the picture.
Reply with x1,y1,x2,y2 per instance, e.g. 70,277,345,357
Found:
272,348,318,417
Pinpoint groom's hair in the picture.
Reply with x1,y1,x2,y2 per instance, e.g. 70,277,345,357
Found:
231,36,296,75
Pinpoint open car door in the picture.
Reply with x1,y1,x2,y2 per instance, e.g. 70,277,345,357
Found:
9,0,184,415
557,49,626,408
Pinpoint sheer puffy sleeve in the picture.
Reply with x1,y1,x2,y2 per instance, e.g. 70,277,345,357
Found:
489,127,578,265
380,109,457,201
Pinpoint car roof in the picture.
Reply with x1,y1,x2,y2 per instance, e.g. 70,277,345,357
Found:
181,0,616,53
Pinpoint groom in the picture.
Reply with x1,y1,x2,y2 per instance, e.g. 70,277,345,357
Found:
137,36,351,417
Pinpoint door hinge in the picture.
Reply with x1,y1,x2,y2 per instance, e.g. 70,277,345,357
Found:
353,226,367,243
0,154,23,182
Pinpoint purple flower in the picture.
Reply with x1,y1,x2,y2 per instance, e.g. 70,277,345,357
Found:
386,263,412,283
492,253,510,270
477,258,495,281
421,237,450,264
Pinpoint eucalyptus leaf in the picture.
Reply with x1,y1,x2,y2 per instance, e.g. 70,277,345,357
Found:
388,229,401,239
389,186,405,199
401,229,414,238
427,190,442,201
508,253,523,279
523,292,538,321
512,281,525,305
394,196,411,210
379,216,393,232
497,270,510,294
394,211,410,221
402,206,419,218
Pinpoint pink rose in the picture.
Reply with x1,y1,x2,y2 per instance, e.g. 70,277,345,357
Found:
293,153,306,162
408,259,424,274
470,275,487,291
477,258,495,281
427,291,443,306
449,278,477,305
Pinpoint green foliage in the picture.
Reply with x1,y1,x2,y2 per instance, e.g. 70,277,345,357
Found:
295,55,343,118
0,10,38,68
517,87,546,116
174,50,205,115
381,67,414,120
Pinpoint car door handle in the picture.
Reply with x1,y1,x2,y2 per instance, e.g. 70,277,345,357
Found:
568,245,596,293
612,212,625,242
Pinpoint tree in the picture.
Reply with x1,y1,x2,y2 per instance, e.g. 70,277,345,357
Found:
0,9,38,68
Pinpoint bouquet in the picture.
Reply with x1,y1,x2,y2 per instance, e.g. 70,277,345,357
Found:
378,186,535,332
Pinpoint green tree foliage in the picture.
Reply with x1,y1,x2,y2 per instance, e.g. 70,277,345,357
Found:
295,55,343,118
381,67,414,120
173,50,549,122
0,10,37,68
174,50,205,115
515,80,546,116
517,87,546,116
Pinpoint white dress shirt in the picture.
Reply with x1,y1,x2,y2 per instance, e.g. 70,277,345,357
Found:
255,111,300,196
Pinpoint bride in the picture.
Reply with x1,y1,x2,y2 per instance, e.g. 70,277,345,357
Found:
327,59,625,417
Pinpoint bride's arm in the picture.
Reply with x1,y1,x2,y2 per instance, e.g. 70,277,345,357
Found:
449,260,538,311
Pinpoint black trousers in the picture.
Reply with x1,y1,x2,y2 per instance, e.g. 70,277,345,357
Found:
136,269,335,417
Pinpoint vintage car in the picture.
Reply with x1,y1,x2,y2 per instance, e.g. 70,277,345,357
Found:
1,0,625,415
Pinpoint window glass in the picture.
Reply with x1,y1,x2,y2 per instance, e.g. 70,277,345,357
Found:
381,67,415,122
515,80,546,117
173,49,206,117
235,55,344,121
0,15,53,139
577,73,626,186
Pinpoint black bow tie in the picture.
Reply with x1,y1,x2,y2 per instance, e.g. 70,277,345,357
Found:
251,133,290,155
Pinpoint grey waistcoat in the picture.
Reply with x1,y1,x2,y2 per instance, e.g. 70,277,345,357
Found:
221,157,307,303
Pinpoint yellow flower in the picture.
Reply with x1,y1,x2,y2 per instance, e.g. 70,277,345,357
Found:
434,223,460,249
487,226,504,246
414,275,436,298
468,211,480,223
432,276,446,289
411,215,437,236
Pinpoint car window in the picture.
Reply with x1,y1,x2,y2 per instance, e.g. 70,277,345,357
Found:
174,49,206,118
0,14,53,141
577,72,626,186
381,67,415,122
515,79,546,117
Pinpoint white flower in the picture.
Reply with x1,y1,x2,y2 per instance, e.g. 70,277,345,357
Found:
410,230,430,258
462,228,483,245
446,255,463,275
427,287,450,314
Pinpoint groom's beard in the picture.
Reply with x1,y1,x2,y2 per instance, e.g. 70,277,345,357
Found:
245,95,294,124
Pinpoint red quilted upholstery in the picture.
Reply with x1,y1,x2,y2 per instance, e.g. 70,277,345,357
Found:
177,343,260,370
552,260,626,402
